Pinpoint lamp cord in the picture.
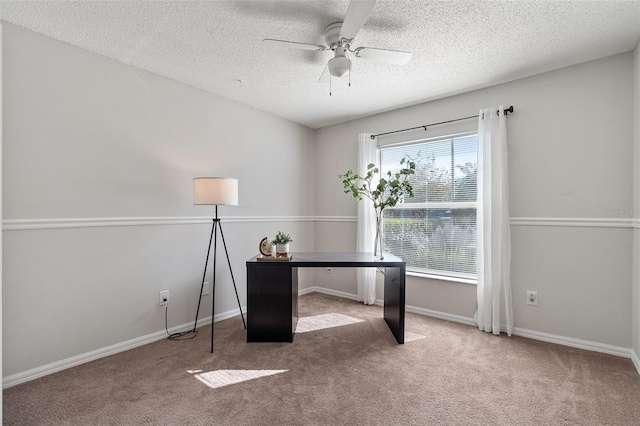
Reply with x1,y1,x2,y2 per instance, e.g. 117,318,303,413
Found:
165,303,199,340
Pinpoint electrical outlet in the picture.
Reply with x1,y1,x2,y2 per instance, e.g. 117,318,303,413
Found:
526,290,538,306
201,282,210,296
159,290,170,306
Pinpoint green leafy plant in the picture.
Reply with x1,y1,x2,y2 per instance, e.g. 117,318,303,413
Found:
339,158,415,258
271,231,293,246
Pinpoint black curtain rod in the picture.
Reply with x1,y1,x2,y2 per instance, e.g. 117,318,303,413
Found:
370,106,514,140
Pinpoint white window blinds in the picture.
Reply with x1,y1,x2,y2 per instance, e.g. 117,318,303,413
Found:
380,133,478,278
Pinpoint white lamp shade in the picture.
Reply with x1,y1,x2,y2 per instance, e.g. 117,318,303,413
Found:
193,177,238,206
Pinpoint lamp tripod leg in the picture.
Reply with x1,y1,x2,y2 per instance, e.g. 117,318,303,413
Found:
193,207,245,353
192,218,216,333
218,222,247,330
211,220,218,353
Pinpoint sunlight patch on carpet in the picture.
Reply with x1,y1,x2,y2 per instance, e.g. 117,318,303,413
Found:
192,369,288,389
295,313,365,333
404,331,426,342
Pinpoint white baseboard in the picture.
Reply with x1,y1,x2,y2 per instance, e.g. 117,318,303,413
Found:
404,304,477,327
511,327,632,359
631,349,640,375
2,306,246,389
6,289,640,388
303,287,476,325
298,286,318,296
303,288,637,365
302,286,360,301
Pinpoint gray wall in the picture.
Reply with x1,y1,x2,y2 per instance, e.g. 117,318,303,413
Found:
315,52,634,349
1,21,4,421
633,42,640,367
3,23,639,385
2,24,316,378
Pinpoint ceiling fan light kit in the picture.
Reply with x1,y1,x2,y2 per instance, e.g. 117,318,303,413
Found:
328,46,351,78
262,0,412,94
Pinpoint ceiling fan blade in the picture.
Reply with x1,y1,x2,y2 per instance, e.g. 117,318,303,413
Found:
354,47,412,65
339,0,376,41
318,64,330,83
262,39,327,51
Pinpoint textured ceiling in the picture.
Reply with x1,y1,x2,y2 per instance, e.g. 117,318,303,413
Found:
1,1,639,129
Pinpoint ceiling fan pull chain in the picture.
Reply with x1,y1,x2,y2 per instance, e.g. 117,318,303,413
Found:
349,58,352,87
330,74,332,96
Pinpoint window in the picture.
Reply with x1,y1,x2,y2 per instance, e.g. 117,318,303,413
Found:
380,133,478,280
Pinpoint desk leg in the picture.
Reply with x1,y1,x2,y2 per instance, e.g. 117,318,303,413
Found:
247,265,297,343
383,265,405,344
292,267,299,336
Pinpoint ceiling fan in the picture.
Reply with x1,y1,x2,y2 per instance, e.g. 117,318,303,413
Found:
262,0,412,89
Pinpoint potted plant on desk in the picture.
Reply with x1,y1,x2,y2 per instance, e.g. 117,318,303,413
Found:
272,231,293,258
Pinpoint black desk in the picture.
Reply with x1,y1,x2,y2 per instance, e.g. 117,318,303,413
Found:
246,252,406,344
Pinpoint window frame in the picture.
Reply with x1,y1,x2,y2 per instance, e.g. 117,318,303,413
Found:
380,131,478,282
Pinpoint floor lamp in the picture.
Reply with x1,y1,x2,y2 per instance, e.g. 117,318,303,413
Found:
193,177,246,353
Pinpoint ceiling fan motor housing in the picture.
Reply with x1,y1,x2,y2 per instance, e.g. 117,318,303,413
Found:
325,22,344,46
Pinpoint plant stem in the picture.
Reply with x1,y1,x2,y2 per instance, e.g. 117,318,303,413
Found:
375,211,384,260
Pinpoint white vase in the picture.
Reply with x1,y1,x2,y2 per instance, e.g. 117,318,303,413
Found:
276,243,290,257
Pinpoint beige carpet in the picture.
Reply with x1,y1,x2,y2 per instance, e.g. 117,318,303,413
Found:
4,293,640,425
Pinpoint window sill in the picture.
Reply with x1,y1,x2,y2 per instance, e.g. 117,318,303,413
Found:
405,270,477,285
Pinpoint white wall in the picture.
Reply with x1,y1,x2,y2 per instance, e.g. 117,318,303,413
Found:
2,24,315,380
315,53,634,348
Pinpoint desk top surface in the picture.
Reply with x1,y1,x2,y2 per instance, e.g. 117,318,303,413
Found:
246,252,405,267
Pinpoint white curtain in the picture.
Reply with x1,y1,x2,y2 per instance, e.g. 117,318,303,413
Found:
356,133,377,305
477,106,513,336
